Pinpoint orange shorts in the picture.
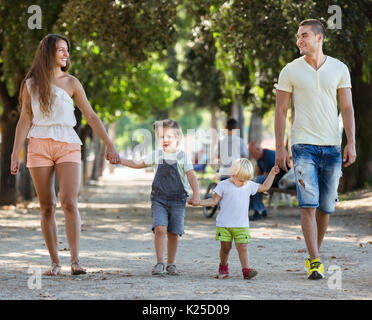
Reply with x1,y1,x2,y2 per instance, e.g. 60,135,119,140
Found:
27,138,81,168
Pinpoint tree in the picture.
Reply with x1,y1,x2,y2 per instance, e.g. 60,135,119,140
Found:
58,0,179,63
209,0,372,191
0,0,181,204
180,5,224,129
0,0,66,205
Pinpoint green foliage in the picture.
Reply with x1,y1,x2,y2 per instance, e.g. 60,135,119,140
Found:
114,101,204,151
58,0,179,63
106,58,182,120
115,113,156,151
210,0,372,115
69,40,181,123
180,13,224,110
0,0,65,93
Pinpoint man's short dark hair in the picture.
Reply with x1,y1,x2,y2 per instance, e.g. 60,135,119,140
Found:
226,118,238,131
299,19,326,43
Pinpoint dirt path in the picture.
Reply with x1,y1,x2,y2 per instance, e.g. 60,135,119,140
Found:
0,167,371,300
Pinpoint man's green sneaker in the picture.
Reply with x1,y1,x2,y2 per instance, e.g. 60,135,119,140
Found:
307,258,325,280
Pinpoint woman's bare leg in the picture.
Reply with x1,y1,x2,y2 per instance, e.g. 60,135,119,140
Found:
55,162,85,273
29,166,60,274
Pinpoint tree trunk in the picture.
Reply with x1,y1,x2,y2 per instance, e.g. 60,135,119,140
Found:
248,110,262,145
79,124,92,185
211,106,218,131
107,122,117,174
97,124,108,178
339,64,372,192
0,96,19,205
90,131,105,181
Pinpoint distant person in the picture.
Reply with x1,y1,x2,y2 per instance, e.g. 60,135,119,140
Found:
217,118,249,180
190,158,280,280
10,34,120,276
275,19,356,280
248,141,287,220
118,119,200,276
193,146,207,173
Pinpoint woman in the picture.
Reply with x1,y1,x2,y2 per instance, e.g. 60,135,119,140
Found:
10,34,120,275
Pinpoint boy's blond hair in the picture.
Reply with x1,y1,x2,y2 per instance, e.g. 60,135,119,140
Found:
229,158,254,181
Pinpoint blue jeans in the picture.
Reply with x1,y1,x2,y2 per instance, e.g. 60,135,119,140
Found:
291,144,342,214
151,197,186,235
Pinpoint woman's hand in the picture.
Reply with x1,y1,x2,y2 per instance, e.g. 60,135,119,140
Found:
105,144,120,164
10,154,21,175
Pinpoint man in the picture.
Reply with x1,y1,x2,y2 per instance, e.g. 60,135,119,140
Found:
275,19,356,280
218,118,249,180
248,141,286,220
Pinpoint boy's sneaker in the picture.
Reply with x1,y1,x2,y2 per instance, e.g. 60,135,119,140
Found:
304,257,311,273
307,258,325,280
166,263,179,276
242,268,258,280
152,262,165,276
216,263,229,279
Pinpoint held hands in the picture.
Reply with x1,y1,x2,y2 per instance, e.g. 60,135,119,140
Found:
188,196,201,206
105,144,120,164
275,148,290,172
270,164,280,176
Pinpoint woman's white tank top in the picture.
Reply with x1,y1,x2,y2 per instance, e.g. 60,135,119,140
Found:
26,78,82,145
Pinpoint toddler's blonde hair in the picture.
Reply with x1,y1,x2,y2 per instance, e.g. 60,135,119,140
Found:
229,158,254,181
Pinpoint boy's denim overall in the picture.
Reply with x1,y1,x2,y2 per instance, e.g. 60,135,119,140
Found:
150,150,188,235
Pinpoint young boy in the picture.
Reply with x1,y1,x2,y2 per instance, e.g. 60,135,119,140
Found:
190,158,279,279
119,119,200,276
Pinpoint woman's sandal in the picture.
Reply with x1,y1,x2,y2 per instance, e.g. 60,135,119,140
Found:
43,263,61,276
71,261,87,275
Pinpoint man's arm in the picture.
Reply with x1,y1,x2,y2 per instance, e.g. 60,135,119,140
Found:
275,90,292,171
338,87,356,167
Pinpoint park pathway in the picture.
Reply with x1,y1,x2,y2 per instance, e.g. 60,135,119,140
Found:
0,167,371,300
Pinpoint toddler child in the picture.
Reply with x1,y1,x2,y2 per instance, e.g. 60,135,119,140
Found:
190,158,279,279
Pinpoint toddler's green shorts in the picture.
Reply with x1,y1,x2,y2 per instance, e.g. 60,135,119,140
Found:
215,227,251,244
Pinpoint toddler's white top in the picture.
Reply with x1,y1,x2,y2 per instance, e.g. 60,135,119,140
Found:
26,78,82,145
214,179,260,228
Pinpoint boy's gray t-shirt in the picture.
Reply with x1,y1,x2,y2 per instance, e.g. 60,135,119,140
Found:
214,179,259,228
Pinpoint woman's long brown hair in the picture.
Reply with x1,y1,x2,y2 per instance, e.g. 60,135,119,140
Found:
19,34,71,116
